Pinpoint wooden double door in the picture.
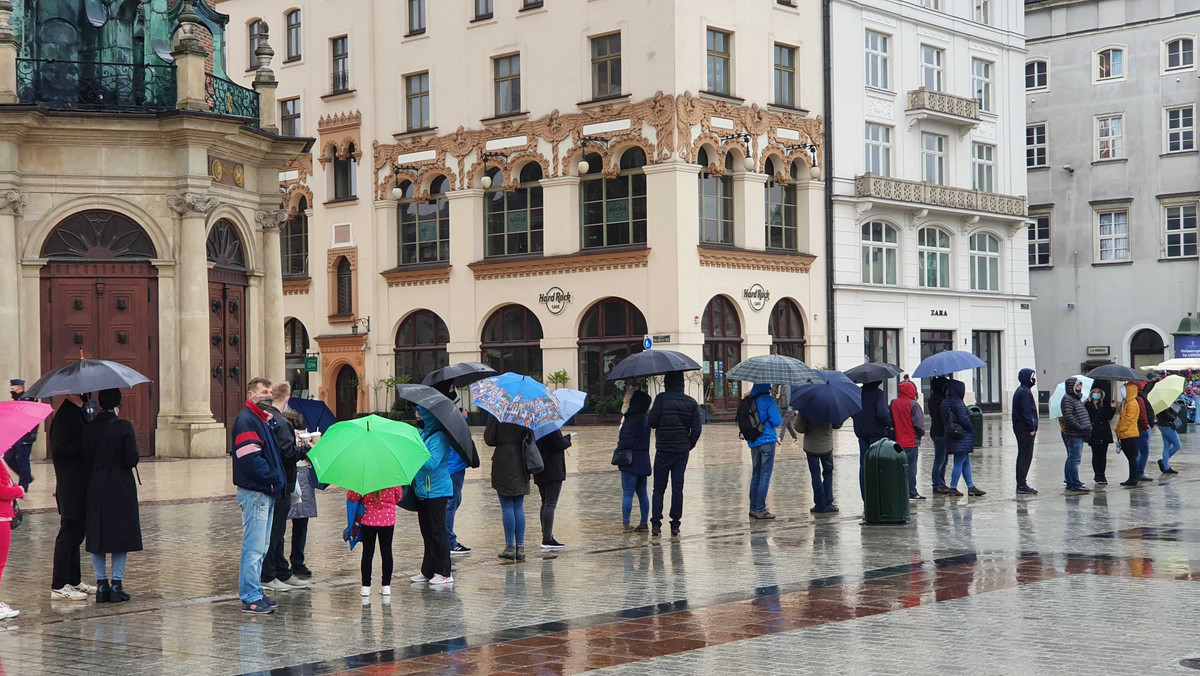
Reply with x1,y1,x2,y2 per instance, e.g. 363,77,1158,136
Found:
208,270,248,436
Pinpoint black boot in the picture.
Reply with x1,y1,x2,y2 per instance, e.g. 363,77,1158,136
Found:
96,579,111,603
110,580,130,603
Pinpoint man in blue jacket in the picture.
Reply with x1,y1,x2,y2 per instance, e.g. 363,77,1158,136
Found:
648,371,703,537
232,377,287,614
851,380,892,499
1012,368,1039,495
745,383,783,520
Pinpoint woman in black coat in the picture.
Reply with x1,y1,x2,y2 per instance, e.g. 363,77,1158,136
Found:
82,389,142,603
617,390,652,530
1085,386,1116,484
533,429,571,550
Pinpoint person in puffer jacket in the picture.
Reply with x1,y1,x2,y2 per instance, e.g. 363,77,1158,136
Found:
1059,376,1093,493
413,406,454,586
1134,382,1154,482
648,371,703,537
890,381,925,500
940,379,984,497
745,383,782,520
852,380,892,499
1116,382,1142,486
1012,368,1039,494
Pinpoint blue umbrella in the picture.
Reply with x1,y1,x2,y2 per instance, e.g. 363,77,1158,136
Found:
288,397,338,432
469,372,562,430
912,350,986,378
790,370,862,424
535,388,587,439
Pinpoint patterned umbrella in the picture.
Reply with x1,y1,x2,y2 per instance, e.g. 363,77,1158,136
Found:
726,354,822,385
469,372,562,430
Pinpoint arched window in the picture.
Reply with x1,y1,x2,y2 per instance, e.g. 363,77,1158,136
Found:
1130,329,1166,370
481,305,544,380
41,210,157,259
969,232,1000,292
282,196,309,276
335,257,352,315
578,298,648,402
486,164,543,257
702,296,742,411
768,299,805,361
764,158,797,250
394,310,450,383
286,10,302,61
333,142,357,200
249,20,267,69
917,227,951,289
698,149,734,245
335,364,358,420
581,147,647,249
1167,37,1195,71
1025,59,1047,90
398,176,450,265
861,221,897,285
284,318,310,394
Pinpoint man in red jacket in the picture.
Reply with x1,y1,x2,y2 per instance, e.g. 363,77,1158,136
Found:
891,380,926,500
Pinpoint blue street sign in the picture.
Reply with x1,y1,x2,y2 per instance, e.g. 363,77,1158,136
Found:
643,336,653,350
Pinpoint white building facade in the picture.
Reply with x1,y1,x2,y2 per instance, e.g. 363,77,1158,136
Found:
829,0,1033,409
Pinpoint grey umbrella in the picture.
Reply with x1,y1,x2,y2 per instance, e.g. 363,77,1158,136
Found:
1085,363,1146,382
395,384,480,468
421,362,498,388
606,350,701,381
843,362,903,384
25,359,150,399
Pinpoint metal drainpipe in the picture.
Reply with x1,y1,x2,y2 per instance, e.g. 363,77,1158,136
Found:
823,0,836,368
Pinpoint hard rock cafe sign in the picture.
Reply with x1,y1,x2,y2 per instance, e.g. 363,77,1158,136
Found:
539,287,572,315
742,284,770,311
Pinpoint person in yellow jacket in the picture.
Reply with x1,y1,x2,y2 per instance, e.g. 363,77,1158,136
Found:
1116,382,1142,487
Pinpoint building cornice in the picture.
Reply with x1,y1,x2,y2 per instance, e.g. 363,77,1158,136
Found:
381,263,452,287
696,246,815,274
467,247,650,280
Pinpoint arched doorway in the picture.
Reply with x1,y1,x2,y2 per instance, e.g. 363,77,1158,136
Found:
40,209,160,455
578,298,647,404
481,305,543,379
207,220,249,433
394,310,449,384
285,318,310,396
335,364,359,420
1130,329,1166,370
768,299,806,361
702,296,742,413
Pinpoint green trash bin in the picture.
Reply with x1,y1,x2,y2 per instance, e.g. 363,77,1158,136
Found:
968,405,984,448
862,439,909,524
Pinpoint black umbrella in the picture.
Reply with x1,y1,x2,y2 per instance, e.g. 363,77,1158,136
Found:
421,362,497,388
606,350,701,382
395,384,480,468
25,359,150,399
1085,364,1146,382
843,362,903,384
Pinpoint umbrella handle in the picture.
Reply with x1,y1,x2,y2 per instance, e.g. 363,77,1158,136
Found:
134,466,142,486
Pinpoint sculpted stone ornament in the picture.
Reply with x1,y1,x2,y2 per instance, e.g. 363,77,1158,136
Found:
255,209,288,231
0,189,26,215
168,193,221,215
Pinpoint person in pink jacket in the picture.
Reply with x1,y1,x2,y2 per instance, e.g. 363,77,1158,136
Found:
345,487,403,596
0,457,26,619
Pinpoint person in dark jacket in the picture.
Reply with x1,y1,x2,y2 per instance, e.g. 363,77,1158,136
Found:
927,376,950,495
485,415,531,562
1012,368,1039,494
413,406,455,586
534,428,571,550
617,390,652,530
1134,382,1154,482
232,377,287,614
282,409,317,576
5,380,35,491
50,393,94,601
1060,376,1093,493
260,382,311,593
1157,400,1182,474
1085,386,1115,484
648,371,703,537
82,389,142,603
433,382,473,556
941,379,985,497
851,380,892,499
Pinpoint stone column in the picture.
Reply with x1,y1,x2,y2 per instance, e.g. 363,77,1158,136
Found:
0,1,18,105
252,28,279,133
0,190,24,380
257,208,287,381
171,0,208,111
167,192,220,426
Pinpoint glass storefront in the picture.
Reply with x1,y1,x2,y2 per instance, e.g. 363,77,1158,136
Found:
972,330,1002,411
578,298,648,409
920,329,954,401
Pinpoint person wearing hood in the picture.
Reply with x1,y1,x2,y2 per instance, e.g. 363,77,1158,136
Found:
1156,397,1182,475
485,413,531,561
616,390,652,530
851,380,892,499
1012,368,1039,494
1085,386,1115,484
648,371,703,537
927,376,950,495
411,405,454,586
1116,382,1142,486
433,382,472,557
534,428,572,550
890,381,925,500
1059,376,1093,493
744,382,783,520
940,379,985,497
1134,382,1154,482
82,389,142,603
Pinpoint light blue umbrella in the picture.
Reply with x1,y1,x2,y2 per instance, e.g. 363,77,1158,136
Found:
1049,374,1093,419
912,350,987,378
534,388,587,439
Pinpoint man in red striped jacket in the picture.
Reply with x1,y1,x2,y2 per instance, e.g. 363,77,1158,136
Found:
232,377,286,614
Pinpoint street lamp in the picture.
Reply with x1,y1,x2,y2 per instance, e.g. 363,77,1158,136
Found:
478,152,507,189
390,165,418,200
350,316,371,335
718,132,756,171
785,141,822,180
576,136,609,175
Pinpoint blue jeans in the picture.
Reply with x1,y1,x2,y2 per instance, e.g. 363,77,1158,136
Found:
1137,429,1151,477
806,453,834,511
620,471,649,525
237,487,274,603
858,437,884,498
498,493,525,547
651,452,689,529
950,454,974,489
749,443,776,513
1063,436,1085,489
1161,426,1182,469
904,447,920,497
446,470,465,548
931,436,948,489
90,552,127,581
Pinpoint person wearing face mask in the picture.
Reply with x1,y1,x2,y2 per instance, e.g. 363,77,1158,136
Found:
1011,369,1039,495
5,380,35,492
1085,386,1115,484
1059,377,1093,493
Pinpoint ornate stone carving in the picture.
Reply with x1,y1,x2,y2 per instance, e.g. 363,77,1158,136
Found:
255,209,288,231
167,192,220,215
381,264,452,287
327,247,358,272
282,277,311,295
0,189,26,215
317,110,362,132
696,246,815,274
283,184,314,215
974,120,997,141
917,26,950,42
855,174,1027,217
862,11,896,26
907,88,980,121
865,96,894,120
317,111,363,166
467,247,649,281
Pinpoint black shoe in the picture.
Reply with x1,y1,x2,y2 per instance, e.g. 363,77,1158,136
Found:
1137,476,1154,483
968,487,987,497
651,525,661,536
498,546,516,560
909,494,926,500
634,523,649,532
759,510,776,520
1095,479,1108,485
825,505,840,513
1158,459,1166,473
260,595,278,608
810,506,824,513
450,544,471,555
1065,486,1091,494
292,565,313,577
110,581,130,603
670,526,680,537
1120,480,1138,487
540,539,566,550
242,600,275,614
932,485,952,495
749,510,760,519
1016,485,1038,495
95,579,111,604
946,488,964,497
514,546,526,562
1164,467,1179,475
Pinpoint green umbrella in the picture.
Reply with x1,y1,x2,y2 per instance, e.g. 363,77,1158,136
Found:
307,415,431,494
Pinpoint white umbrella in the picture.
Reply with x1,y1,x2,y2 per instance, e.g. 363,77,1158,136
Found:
1049,374,1093,419
1145,358,1200,372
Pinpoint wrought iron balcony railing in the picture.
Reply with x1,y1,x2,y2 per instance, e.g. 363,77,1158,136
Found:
330,70,350,94
16,58,177,112
855,173,1027,217
205,73,260,125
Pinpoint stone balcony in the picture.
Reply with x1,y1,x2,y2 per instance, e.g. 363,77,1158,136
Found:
854,173,1027,217
906,87,980,128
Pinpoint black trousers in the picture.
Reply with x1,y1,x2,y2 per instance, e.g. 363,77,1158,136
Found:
1090,442,1110,482
651,452,689,529
537,480,562,543
52,517,85,589
289,518,309,569
261,490,293,582
360,524,394,586
1015,432,1035,487
1120,438,1139,482
416,497,451,579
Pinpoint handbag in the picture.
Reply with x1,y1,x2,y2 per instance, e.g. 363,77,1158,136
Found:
9,500,19,531
611,448,633,466
398,481,419,512
522,431,545,475
945,417,965,441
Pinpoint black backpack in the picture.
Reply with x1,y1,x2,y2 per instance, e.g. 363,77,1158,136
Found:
736,393,767,442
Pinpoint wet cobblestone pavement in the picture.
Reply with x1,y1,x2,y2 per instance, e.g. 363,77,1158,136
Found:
4,419,1200,674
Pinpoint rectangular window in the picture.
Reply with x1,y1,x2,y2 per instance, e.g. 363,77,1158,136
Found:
1096,114,1124,160
1167,105,1195,152
1097,210,1129,261
865,30,890,90
331,36,349,93
408,0,425,34
1026,124,1047,168
972,58,992,112
774,43,796,107
921,45,943,91
523,0,544,8
974,0,992,24
972,143,994,192
286,11,301,61
1168,38,1195,71
475,0,493,20
405,72,430,131
921,0,941,9
706,29,731,95
1028,215,1051,267
249,20,267,69
591,33,622,100
1165,205,1198,258
280,97,300,136
1025,60,1047,90
922,132,945,185
1097,48,1124,80
493,54,521,116
864,123,892,177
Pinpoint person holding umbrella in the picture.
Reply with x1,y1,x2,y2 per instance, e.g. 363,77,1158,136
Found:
534,429,571,549
50,393,93,601
1085,385,1115,484
411,405,454,586
927,376,950,495
851,381,892,499
941,380,985,497
1059,377,1093,494
485,414,531,561
790,369,861,514
82,389,143,602
0,397,50,618
0,452,24,618
741,383,782,520
434,382,472,556
1135,382,1155,482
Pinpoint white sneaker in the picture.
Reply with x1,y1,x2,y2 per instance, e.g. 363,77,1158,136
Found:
381,586,391,596
282,576,311,589
359,586,370,597
263,579,292,593
50,586,87,601
0,603,16,619
73,582,97,595
429,574,454,586
410,573,428,583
